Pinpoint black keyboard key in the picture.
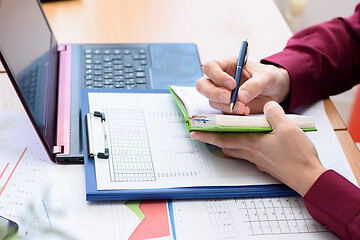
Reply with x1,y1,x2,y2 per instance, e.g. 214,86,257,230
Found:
135,67,145,72
126,79,135,85
94,76,103,82
136,78,146,84
104,74,113,79
93,70,102,76
125,73,134,79
135,72,145,78
94,59,102,65
114,76,124,82
104,68,113,73
94,82,104,88
114,70,123,76
115,82,125,88
104,80,114,85
104,57,112,62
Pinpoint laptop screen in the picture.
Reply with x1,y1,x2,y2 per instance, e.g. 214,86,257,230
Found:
0,0,58,155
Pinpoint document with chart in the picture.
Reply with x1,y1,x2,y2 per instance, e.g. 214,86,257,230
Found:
84,90,281,192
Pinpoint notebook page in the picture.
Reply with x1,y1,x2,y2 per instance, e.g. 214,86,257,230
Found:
170,86,220,116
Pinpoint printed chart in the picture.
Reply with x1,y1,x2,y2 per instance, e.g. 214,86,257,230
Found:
234,196,327,235
146,110,210,180
173,197,337,240
0,111,54,223
126,200,171,240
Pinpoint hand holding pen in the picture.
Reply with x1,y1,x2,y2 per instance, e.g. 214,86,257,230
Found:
230,37,248,112
196,39,290,115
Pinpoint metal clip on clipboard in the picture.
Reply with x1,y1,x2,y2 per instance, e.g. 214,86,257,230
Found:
86,111,109,159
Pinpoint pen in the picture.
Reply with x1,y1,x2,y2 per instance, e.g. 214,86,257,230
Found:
230,37,248,112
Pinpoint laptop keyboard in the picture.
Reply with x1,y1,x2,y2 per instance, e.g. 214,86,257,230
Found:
83,48,150,89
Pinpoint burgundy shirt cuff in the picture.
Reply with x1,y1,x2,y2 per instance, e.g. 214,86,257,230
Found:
304,170,360,239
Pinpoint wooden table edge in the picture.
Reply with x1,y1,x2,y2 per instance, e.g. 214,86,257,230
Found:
323,98,360,184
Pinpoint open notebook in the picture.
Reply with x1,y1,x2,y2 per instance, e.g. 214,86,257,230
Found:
169,86,316,132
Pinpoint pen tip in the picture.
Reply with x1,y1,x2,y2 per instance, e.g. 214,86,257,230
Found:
230,103,234,113
244,36,248,42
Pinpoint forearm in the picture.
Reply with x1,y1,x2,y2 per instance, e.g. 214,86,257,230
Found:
261,4,360,112
304,170,360,239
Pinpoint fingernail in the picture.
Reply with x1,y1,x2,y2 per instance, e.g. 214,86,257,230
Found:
264,101,277,112
239,90,250,103
190,132,198,140
220,93,228,103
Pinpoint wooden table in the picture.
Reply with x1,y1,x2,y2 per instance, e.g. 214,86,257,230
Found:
41,0,292,64
0,0,359,184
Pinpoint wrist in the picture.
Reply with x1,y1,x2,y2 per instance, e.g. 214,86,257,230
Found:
293,162,327,197
276,67,291,103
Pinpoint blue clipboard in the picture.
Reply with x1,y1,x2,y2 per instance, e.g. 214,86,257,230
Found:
81,89,297,201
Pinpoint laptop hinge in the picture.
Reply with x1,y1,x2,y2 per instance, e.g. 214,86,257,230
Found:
56,44,72,156
53,145,64,154
58,44,67,52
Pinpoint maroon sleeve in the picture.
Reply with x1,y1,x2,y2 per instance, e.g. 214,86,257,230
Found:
261,4,360,112
304,170,360,239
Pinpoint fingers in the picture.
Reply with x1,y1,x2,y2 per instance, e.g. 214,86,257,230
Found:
196,59,237,105
196,76,231,104
209,100,249,115
263,101,291,131
202,59,237,90
190,131,254,150
222,148,254,161
237,72,272,104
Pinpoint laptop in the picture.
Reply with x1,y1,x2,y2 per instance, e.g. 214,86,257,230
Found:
0,0,203,164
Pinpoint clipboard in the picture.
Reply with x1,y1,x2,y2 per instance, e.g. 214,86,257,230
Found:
81,89,297,201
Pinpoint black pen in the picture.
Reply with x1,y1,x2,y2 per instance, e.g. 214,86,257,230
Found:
230,37,248,112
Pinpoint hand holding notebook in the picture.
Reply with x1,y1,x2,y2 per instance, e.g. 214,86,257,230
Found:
169,86,316,132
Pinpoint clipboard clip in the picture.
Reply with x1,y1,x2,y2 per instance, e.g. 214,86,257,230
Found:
86,111,109,159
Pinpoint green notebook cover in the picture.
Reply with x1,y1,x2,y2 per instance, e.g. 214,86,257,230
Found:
168,86,316,133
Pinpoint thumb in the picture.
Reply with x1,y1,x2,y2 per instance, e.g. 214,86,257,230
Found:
237,74,270,104
263,101,287,130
